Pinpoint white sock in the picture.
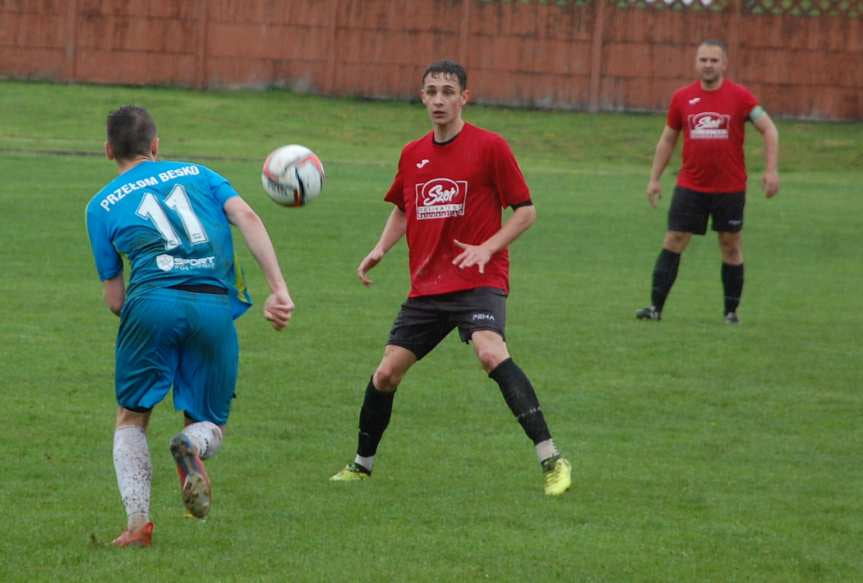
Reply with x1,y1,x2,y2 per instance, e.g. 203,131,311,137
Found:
113,425,151,530
535,439,559,464
354,455,374,472
183,421,223,460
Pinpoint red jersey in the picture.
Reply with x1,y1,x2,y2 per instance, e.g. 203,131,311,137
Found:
667,80,759,193
384,123,531,298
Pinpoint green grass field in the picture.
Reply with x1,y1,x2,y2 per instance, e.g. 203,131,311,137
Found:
1,80,860,582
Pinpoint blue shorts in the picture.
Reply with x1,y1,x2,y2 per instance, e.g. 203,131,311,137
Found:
115,287,238,425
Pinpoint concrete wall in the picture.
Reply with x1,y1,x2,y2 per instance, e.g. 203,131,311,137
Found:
1,0,861,120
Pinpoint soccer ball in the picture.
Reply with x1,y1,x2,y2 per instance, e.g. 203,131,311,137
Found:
261,145,325,207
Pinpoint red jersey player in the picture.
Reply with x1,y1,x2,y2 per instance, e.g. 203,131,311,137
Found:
636,40,780,324
330,60,571,496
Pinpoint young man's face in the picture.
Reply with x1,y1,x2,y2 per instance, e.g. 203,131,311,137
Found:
421,72,468,127
695,44,727,86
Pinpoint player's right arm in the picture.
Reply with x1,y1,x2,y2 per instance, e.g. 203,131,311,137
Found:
102,274,125,316
86,202,126,316
357,206,407,286
646,125,680,208
224,196,294,331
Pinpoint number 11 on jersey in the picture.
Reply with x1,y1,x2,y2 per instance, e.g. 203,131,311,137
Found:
136,184,209,250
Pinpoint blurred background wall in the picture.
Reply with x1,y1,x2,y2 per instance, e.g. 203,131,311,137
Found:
1,0,861,120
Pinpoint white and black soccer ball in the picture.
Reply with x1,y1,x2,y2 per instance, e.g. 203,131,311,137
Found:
261,145,325,207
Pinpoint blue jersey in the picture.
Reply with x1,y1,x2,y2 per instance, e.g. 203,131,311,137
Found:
86,160,252,318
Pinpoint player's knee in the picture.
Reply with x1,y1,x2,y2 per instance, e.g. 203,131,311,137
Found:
115,407,151,429
664,232,689,252
719,238,742,263
723,248,742,263
475,345,507,373
373,366,402,392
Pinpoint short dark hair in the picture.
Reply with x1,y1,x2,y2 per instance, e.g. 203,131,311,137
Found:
106,105,157,161
699,39,727,54
421,60,467,91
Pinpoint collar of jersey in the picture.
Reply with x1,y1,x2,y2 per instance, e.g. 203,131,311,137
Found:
432,130,462,147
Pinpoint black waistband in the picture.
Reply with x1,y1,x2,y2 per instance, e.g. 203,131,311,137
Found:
168,284,228,295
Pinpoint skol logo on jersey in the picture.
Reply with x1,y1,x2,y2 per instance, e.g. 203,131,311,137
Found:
415,178,468,220
688,112,730,140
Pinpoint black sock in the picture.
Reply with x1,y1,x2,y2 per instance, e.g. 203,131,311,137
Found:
357,378,396,458
722,262,744,314
651,248,681,312
489,358,552,445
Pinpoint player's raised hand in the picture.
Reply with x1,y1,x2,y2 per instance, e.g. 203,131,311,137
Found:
264,290,294,331
357,249,384,286
452,239,491,274
646,180,662,208
763,170,780,198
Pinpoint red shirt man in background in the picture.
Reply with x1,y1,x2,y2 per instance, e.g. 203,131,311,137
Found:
330,60,571,496
636,40,780,324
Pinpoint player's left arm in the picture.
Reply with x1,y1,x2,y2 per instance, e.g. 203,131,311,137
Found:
224,196,294,330
751,107,780,198
103,274,125,317
453,203,536,274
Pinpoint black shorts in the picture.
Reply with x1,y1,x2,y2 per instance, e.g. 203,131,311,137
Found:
668,186,745,234
387,287,507,360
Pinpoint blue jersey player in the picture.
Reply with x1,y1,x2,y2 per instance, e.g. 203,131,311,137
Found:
86,105,294,547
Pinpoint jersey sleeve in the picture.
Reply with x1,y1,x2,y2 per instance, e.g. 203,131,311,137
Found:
666,92,683,131
738,85,760,120
384,151,406,210
490,136,531,208
202,165,239,205
85,204,122,281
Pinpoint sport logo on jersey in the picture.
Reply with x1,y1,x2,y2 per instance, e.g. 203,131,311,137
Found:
689,112,730,140
415,178,468,220
155,254,216,272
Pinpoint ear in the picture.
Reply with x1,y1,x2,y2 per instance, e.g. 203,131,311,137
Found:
461,89,470,105
105,141,115,161
150,136,159,158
